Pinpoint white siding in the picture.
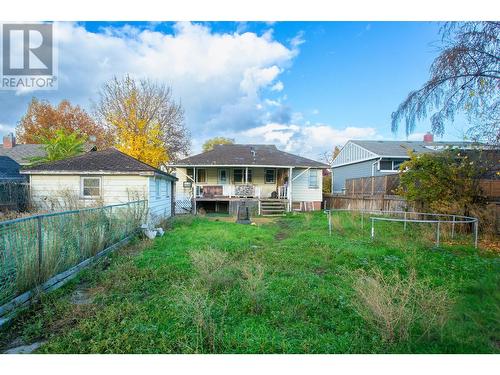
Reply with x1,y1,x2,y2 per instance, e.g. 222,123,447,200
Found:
30,175,149,210
332,141,377,167
291,168,323,202
148,175,173,223
30,174,174,223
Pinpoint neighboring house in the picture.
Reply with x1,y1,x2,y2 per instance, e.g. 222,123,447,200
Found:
0,133,45,181
169,144,329,215
21,148,177,223
331,133,482,193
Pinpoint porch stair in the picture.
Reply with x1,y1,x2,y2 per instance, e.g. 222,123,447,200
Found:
260,199,287,216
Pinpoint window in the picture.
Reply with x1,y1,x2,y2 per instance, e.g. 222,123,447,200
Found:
379,160,393,171
218,169,228,184
234,169,252,184
308,170,319,189
234,169,243,183
196,169,207,183
265,169,276,184
379,159,406,171
81,177,101,198
186,168,194,181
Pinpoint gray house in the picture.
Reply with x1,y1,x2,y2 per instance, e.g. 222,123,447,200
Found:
331,135,479,193
0,133,45,182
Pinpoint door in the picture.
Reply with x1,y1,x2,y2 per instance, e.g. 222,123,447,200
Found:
218,169,228,184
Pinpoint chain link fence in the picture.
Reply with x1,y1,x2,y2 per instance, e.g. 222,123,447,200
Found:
0,200,147,306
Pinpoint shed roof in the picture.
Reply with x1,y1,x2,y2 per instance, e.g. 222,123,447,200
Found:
171,144,329,168
21,148,177,179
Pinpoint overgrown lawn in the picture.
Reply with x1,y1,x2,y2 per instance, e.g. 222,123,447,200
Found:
1,212,498,353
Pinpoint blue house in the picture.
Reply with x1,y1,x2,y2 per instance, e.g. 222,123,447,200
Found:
331,135,480,193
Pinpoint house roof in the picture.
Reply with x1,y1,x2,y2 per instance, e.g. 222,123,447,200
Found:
0,156,25,181
21,148,177,179
0,144,46,165
350,140,480,158
171,144,329,168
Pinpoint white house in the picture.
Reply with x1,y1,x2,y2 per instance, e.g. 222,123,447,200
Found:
168,144,329,215
21,148,177,223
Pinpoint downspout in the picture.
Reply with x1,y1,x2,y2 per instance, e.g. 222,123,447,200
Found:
371,158,382,177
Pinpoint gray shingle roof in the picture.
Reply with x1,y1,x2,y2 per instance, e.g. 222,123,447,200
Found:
351,140,479,157
0,144,45,164
172,144,329,168
21,148,177,179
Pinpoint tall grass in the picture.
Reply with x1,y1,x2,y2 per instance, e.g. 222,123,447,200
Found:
351,267,453,343
0,201,146,306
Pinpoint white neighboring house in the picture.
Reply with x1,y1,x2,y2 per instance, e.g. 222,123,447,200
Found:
21,148,177,223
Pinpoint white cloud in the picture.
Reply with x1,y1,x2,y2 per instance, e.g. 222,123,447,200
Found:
0,22,298,144
270,81,284,92
236,122,378,159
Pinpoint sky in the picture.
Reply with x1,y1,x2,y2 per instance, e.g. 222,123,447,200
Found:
0,21,468,160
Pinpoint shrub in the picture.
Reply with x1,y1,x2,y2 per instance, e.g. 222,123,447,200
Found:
351,267,452,343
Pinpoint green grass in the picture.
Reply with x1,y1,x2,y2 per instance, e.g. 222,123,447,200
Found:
1,212,498,353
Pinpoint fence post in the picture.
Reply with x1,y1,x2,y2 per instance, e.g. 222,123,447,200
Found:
361,210,364,228
451,215,456,239
328,211,332,236
436,221,440,247
370,218,375,240
404,211,407,231
37,216,43,282
474,220,479,249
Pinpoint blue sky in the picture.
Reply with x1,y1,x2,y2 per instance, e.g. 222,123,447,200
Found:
1,21,464,159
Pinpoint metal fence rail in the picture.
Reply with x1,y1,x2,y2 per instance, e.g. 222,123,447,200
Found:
0,200,147,306
325,209,479,248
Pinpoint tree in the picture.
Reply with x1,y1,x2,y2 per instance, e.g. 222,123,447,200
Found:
392,22,500,145
202,137,234,152
16,98,112,149
397,150,486,215
31,130,86,164
321,146,341,165
95,76,190,167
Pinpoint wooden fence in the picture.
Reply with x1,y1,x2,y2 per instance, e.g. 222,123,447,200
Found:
324,194,411,212
479,180,500,200
344,175,400,195
344,175,500,200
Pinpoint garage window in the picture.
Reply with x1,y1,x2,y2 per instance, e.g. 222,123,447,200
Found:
81,177,101,198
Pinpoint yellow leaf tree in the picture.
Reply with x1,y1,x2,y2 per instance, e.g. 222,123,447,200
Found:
96,76,190,167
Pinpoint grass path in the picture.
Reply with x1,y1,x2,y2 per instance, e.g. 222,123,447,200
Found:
1,213,498,353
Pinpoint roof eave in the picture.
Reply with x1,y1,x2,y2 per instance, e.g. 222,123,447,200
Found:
20,170,156,176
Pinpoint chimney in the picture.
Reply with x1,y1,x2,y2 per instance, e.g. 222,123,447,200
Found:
2,133,15,149
423,132,434,143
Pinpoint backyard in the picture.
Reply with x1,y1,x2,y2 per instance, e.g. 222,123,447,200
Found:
0,212,498,353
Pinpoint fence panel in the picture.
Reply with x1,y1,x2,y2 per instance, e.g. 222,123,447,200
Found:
0,200,146,306
0,182,29,212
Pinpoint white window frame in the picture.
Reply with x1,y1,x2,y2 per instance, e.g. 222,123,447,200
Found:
80,176,101,199
378,159,404,172
264,168,276,184
308,170,319,189
218,169,228,185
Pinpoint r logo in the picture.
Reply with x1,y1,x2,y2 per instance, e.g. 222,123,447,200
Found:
2,24,53,76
